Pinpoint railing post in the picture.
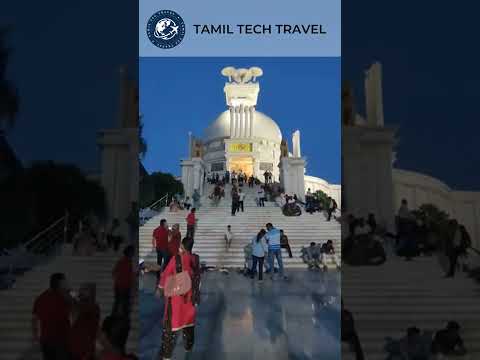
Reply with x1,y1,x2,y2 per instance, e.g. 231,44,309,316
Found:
62,210,69,255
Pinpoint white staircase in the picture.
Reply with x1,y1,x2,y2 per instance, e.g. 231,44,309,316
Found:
139,184,341,268
0,245,138,360
342,256,480,359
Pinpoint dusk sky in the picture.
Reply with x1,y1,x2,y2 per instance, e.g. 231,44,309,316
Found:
140,58,341,184
343,1,479,190
1,1,478,190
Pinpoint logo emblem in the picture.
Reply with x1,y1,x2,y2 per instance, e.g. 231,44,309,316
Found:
146,10,185,49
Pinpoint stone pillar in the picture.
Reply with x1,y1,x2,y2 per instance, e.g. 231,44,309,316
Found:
181,159,195,198
343,125,395,232
244,106,250,138
239,104,244,138
292,130,301,157
229,107,234,138
98,128,137,241
249,106,255,138
235,107,240,138
365,62,384,127
279,157,306,201
188,131,193,159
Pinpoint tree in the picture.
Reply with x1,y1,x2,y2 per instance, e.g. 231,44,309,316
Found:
0,27,19,129
139,114,147,159
314,189,330,208
0,161,107,249
140,171,183,208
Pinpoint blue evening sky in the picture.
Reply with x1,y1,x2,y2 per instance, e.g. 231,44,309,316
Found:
140,57,341,184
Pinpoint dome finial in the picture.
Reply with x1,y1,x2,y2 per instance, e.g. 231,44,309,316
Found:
221,66,263,84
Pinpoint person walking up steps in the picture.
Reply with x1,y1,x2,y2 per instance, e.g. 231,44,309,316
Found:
231,188,239,216
186,208,197,241
224,225,233,251
153,219,170,285
265,223,287,280
257,186,265,207
238,189,245,212
192,189,201,209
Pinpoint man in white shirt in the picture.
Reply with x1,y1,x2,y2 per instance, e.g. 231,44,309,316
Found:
257,187,265,207
224,225,233,250
238,189,246,212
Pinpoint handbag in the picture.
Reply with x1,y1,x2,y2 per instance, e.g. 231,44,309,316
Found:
164,255,192,298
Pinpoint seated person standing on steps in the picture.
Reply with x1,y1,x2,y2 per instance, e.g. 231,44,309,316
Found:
321,240,341,270
224,225,233,250
280,230,293,258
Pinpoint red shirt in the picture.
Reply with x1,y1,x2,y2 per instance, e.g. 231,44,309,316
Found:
167,231,181,256
33,289,71,344
113,256,134,290
186,213,196,226
69,303,100,360
153,226,169,250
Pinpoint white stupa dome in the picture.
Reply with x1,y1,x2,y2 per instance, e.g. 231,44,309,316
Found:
204,110,282,143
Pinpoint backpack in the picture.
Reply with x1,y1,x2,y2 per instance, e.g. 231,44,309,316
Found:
164,255,192,298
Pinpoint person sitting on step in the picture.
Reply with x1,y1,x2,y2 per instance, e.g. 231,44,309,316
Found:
301,242,322,269
320,240,341,270
431,321,467,358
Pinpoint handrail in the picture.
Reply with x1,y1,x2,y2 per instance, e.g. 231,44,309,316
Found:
23,215,67,248
145,193,169,210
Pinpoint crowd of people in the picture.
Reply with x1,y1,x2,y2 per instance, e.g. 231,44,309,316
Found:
341,198,476,359
71,202,139,256
32,244,138,360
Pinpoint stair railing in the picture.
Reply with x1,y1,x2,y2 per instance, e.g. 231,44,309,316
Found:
139,194,170,226
150,194,170,212
24,211,69,256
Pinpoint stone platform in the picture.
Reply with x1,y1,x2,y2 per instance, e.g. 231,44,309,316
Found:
139,270,341,360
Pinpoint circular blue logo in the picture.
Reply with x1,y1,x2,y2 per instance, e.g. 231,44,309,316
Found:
146,10,185,49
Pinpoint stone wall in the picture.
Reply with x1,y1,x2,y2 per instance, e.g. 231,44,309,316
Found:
304,175,341,208
393,169,480,248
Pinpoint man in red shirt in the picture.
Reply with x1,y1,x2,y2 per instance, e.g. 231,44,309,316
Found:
32,272,72,360
186,208,197,241
112,245,135,318
152,219,170,279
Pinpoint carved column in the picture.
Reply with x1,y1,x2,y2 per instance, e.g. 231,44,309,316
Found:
239,104,244,138
229,106,234,138
250,106,255,138
235,107,240,138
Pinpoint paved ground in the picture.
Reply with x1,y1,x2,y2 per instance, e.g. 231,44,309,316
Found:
139,269,341,360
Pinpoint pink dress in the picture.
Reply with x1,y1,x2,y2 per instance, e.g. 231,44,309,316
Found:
159,253,197,331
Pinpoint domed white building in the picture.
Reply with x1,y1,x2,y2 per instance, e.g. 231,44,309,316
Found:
180,66,341,204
